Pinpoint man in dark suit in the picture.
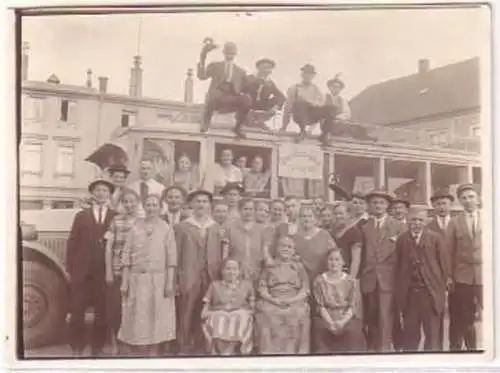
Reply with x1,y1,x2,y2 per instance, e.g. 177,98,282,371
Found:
360,190,406,352
426,188,454,350
395,208,448,351
161,186,188,226
66,179,117,356
197,41,251,138
243,58,285,120
447,183,482,351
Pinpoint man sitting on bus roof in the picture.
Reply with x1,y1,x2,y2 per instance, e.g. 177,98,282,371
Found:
243,58,285,127
197,40,251,138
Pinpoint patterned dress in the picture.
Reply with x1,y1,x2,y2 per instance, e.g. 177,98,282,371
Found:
202,280,255,354
118,218,177,345
312,272,366,353
255,260,310,354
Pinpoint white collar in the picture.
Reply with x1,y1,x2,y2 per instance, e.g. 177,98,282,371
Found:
373,214,388,224
186,215,216,230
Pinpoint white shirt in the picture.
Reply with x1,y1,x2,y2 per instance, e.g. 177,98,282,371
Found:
92,204,108,224
224,62,234,82
436,215,451,231
166,210,181,225
373,214,388,229
204,163,243,192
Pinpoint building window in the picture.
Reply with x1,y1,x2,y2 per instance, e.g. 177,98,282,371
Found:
20,200,43,210
471,126,480,137
55,144,75,177
60,99,77,123
52,200,75,209
121,111,137,128
24,96,45,122
20,142,43,175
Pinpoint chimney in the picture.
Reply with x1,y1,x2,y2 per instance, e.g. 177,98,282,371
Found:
22,42,30,81
184,68,194,104
129,55,143,97
418,58,430,74
98,76,108,93
86,68,93,88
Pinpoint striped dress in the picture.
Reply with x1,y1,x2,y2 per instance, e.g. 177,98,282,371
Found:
202,280,255,354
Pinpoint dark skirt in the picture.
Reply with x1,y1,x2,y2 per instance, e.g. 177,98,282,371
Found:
106,276,122,333
312,315,366,354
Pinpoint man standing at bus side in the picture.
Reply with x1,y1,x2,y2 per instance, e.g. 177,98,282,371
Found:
447,183,482,351
66,179,117,356
197,41,251,138
360,190,406,352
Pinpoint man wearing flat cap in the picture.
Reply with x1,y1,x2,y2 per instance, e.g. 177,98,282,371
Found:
281,64,332,142
66,179,117,356
242,58,286,122
446,183,482,351
359,189,406,352
197,41,251,138
174,189,224,354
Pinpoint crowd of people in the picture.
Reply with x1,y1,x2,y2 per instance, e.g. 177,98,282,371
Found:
65,157,483,357
197,39,372,145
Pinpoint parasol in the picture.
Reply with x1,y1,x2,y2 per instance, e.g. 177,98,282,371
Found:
85,143,129,171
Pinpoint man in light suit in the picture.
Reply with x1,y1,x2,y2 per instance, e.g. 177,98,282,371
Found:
395,208,448,351
360,190,406,352
447,183,482,351
426,188,454,350
66,179,117,356
197,41,251,138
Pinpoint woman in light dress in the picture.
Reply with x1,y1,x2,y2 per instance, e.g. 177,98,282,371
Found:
171,153,199,193
118,194,177,356
206,149,243,194
256,235,310,354
312,249,366,353
201,259,255,355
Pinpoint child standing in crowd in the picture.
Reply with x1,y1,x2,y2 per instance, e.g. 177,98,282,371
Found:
312,249,365,353
118,194,177,357
104,188,140,355
201,259,255,355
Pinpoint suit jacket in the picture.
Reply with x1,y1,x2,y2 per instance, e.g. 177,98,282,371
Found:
197,60,246,98
242,75,286,108
66,207,117,284
394,229,448,315
360,216,406,293
161,211,188,226
426,217,449,238
446,211,482,285
174,219,224,295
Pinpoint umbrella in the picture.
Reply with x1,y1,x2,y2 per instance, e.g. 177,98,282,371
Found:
85,143,129,171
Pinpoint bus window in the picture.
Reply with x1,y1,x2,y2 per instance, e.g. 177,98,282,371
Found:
386,160,427,205
171,140,201,193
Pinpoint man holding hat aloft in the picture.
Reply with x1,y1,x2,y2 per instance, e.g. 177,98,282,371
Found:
359,189,406,352
281,64,330,142
174,189,225,354
197,40,251,138
66,179,117,356
446,183,482,351
243,58,286,117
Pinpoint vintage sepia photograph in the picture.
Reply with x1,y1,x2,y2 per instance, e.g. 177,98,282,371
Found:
12,2,492,366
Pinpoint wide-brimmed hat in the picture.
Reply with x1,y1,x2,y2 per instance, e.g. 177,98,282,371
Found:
88,179,115,194
162,185,188,200
430,189,455,203
456,183,480,198
300,64,317,74
365,189,393,204
107,164,130,176
186,189,213,203
220,182,245,195
390,197,410,209
256,58,276,68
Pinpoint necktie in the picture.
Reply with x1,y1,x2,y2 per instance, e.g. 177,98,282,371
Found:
225,63,233,82
256,80,265,102
140,181,149,202
98,206,103,225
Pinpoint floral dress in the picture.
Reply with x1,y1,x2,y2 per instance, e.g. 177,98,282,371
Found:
255,260,310,354
118,219,177,345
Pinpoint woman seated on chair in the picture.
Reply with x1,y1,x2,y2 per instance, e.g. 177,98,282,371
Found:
201,259,255,355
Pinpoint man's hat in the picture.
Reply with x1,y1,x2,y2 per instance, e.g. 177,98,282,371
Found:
88,179,115,194
430,188,455,203
186,189,213,203
162,185,188,200
223,42,238,54
221,182,245,195
327,173,351,201
390,197,411,209
456,183,480,198
300,64,317,74
107,164,130,176
365,189,394,204
256,58,276,68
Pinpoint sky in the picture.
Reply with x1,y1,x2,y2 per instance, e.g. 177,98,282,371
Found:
21,7,489,103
